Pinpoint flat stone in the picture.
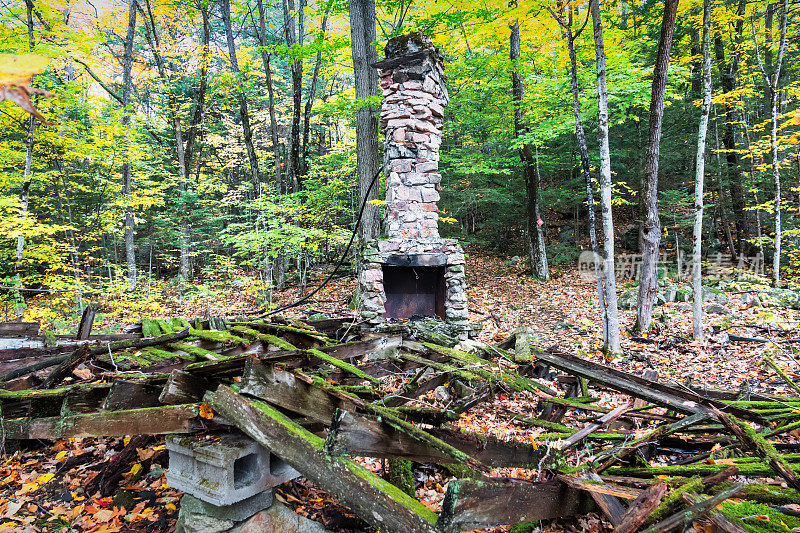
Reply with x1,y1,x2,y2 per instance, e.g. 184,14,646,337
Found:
178,491,274,524
705,303,733,315
421,188,440,202
392,128,406,142
389,158,413,173
229,501,329,533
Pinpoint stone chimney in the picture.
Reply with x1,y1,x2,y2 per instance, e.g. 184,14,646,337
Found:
358,33,471,338
380,33,447,241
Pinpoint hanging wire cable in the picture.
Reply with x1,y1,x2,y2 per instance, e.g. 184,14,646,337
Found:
254,164,384,319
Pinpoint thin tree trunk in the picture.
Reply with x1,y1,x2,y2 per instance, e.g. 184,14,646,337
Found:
302,5,330,176
348,0,380,244
635,0,679,332
591,0,620,354
122,0,137,290
741,113,765,259
183,2,209,181
255,0,282,193
692,0,712,341
283,0,305,192
752,0,788,286
550,4,607,340
15,1,36,318
222,0,260,197
511,11,548,281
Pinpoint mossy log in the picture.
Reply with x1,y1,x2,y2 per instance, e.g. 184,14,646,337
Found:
204,385,440,533
307,348,379,387
436,479,593,532
641,483,744,533
713,406,800,493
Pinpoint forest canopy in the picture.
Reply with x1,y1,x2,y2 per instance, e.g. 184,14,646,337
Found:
0,0,798,326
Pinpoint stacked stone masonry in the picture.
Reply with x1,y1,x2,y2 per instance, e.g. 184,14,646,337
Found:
359,33,469,335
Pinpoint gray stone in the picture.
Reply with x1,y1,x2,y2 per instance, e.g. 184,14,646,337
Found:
705,303,733,315
179,491,274,523
740,293,762,308
433,385,452,402
166,433,298,507
228,501,329,533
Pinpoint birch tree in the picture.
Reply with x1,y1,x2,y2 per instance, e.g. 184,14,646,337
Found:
635,0,679,332
692,0,712,341
590,0,620,354
548,3,607,342
752,0,789,286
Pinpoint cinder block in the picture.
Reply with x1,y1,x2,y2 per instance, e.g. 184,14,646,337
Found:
166,433,299,506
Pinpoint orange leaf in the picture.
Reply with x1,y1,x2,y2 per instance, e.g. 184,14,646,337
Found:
199,403,214,419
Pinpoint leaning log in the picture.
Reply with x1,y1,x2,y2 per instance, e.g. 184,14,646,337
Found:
204,385,440,533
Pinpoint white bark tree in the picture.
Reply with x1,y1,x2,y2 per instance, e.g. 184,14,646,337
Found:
752,0,788,286
590,0,620,354
692,0,712,341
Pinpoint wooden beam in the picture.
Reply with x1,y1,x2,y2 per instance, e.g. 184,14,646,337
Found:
325,409,559,468
534,350,764,423
436,479,592,532
76,307,96,340
204,385,440,533
239,359,358,423
1,403,207,439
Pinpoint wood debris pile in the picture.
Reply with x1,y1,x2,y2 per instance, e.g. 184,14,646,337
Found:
2,313,800,532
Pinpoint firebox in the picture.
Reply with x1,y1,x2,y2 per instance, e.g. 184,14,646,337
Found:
382,265,445,319
357,32,470,337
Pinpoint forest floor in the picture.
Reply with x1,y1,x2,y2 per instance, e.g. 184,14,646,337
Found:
3,251,800,532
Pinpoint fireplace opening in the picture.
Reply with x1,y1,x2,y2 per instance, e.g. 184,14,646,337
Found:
382,265,445,320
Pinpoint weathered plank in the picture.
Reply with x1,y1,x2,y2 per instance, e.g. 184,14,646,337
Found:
0,322,39,337
436,479,592,532
534,350,764,423
239,359,358,423
204,385,440,533
159,370,209,405
325,409,558,468
76,307,96,340
1,403,206,439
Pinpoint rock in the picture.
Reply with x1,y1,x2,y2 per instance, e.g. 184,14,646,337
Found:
740,293,762,308
676,303,692,311
705,303,733,316
178,492,274,525
433,385,452,402
509,256,521,265
229,501,329,533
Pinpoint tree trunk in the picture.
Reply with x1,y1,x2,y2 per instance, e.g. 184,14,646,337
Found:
122,0,137,290
283,0,305,192
712,0,747,257
635,0,678,332
222,0,260,197
559,6,607,340
183,2,209,181
511,13,548,281
14,1,36,318
753,0,788,285
692,0,712,341
255,0,282,193
591,0,620,354
302,6,330,176
348,0,380,244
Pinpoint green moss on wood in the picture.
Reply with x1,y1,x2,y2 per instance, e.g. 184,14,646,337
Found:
388,459,416,497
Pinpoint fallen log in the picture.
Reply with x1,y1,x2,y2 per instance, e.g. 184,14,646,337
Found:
204,385,440,533
324,408,558,468
436,478,592,532
239,359,359,424
681,492,748,533
561,401,633,450
713,406,800,493
641,483,744,533
614,481,667,533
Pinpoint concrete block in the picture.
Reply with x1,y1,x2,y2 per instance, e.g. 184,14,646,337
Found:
166,433,299,506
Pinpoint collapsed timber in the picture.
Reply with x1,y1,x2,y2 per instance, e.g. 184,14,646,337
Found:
2,314,800,532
